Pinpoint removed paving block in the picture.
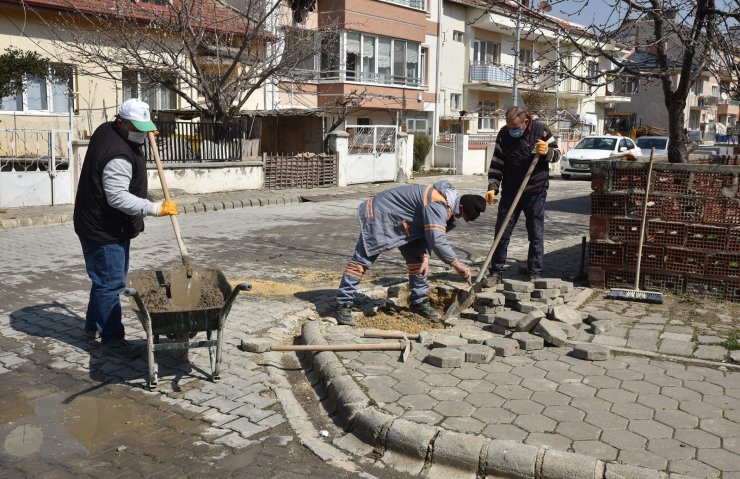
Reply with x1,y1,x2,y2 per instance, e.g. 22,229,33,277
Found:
531,288,561,299
514,301,548,314
494,310,525,328
730,351,740,363
503,279,535,293
432,335,469,348
240,337,273,353
585,310,620,325
476,292,506,306
549,305,584,326
590,320,614,334
572,344,610,361
427,348,465,368
476,304,504,315
516,310,544,332
459,344,496,363
511,332,544,351
533,319,569,347
483,337,520,357
559,281,574,294
460,331,494,344
477,314,496,324
532,297,564,306
533,278,561,289
503,291,531,302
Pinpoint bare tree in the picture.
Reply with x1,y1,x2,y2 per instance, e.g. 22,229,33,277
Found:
479,0,739,163
24,0,331,126
0,47,50,98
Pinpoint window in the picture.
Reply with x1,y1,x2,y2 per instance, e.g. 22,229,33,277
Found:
361,35,376,81
346,32,360,80
377,37,392,83
420,48,427,85
519,49,533,66
407,118,428,133
450,93,462,110
284,28,319,73
693,79,703,95
478,101,496,130
711,85,718,98
123,69,176,110
452,31,464,42
357,117,371,125
586,61,598,78
473,40,498,64
0,65,73,114
320,32,340,77
393,40,406,84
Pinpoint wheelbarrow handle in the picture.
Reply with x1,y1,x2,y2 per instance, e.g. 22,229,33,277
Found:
219,283,251,322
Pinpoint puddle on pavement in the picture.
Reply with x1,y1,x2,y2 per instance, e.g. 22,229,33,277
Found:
0,388,35,423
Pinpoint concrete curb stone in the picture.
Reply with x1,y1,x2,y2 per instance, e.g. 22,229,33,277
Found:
297,321,696,479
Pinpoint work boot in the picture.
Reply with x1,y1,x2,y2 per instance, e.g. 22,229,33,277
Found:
335,305,355,326
529,272,542,282
85,329,100,340
481,271,502,288
410,300,440,320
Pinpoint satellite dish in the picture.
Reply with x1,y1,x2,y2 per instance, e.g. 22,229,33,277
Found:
538,1,552,12
606,82,615,94
721,92,729,100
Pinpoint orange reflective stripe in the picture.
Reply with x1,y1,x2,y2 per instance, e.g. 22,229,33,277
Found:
366,197,374,218
402,220,411,237
424,224,446,233
343,262,365,279
422,185,432,207
430,190,446,204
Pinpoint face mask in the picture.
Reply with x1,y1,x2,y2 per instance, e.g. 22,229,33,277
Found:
509,127,524,138
127,131,147,144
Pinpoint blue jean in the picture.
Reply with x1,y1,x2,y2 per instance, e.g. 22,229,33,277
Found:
80,238,130,343
489,189,547,275
336,236,429,307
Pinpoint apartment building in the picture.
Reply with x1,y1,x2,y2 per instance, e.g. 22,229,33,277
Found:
439,0,631,138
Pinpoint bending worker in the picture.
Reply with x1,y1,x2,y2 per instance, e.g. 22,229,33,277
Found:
335,181,487,325
74,98,178,349
483,106,561,287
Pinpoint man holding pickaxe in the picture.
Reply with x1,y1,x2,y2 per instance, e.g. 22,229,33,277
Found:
335,181,487,326
482,106,561,287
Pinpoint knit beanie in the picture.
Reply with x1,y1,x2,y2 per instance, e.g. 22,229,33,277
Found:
460,194,486,221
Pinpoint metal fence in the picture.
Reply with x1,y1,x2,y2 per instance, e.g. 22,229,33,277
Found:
263,153,337,189
146,121,243,163
347,126,397,155
0,129,71,171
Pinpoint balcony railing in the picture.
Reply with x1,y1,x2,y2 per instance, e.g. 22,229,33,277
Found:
469,62,514,85
381,0,426,10
695,96,719,108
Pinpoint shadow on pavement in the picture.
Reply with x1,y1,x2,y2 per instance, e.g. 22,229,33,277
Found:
9,301,202,392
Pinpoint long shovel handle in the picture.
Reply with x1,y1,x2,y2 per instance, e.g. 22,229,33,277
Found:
148,132,192,275
634,148,655,289
474,153,542,284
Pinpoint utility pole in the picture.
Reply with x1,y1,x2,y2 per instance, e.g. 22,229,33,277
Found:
512,0,522,107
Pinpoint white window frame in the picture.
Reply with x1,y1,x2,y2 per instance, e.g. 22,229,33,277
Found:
122,69,177,111
472,40,499,64
332,31,421,87
0,65,74,115
450,93,462,110
452,31,464,42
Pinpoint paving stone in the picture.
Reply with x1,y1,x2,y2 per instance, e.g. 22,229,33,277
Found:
542,405,586,422
503,399,545,415
395,380,436,395
433,400,475,417
400,409,443,425
516,310,544,332
591,320,614,334
432,335,468,348
660,332,693,341
674,428,721,449
531,390,571,406
514,414,556,432
490,324,510,335
477,313,497,324
494,310,526,328
458,379,494,394
729,351,740,363
559,281,574,294
476,292,506,306
658,339,694,356
481,423,528,441
601,429,647,450
647,438,696,460
533,319,569,347
628,419,674,439
655,409,699,429
459,331,494,344
466,392,505,408
503,279,535,293
533,297,565,306
476,304,505,315
556,421,601,440
586,310,620,324
503,291,531,302
483,337,520,357
572,344,610,361
519,377,557,391
440,416,485,434
533,278,562,289
510,332,544,351
427,348,465,368
617,449,668,471
694,345,727,361
515,301,549,314
662,386,702,402
531,288,561,299
397,394,438,410
572,440,618,461
700,417,740,437
550,305,583,326
585,410,629,430
669,459,721,478
458,343,495,363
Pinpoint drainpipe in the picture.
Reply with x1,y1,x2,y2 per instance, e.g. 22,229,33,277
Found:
431,0,443,168
512,0,522,107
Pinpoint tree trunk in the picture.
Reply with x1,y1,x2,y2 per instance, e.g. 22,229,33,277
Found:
666,97,688,163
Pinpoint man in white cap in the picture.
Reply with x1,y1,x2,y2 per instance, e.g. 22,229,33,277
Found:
74,98,178,350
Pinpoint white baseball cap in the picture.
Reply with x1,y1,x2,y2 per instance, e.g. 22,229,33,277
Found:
118,98,157,132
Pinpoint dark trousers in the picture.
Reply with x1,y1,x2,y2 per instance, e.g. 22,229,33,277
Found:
489,189,547,275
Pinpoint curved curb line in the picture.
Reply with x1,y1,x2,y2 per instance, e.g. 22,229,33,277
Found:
301,320,696,479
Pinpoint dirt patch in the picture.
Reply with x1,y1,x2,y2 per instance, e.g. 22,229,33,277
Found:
355,305,447,334
230,279,308,296
289,268,343,284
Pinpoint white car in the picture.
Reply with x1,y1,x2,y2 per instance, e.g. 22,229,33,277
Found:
560,135,642,179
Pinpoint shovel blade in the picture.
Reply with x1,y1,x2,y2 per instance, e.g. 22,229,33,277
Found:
444,282,484,319
170,263,203,310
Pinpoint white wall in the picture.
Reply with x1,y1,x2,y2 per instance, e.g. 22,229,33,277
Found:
146,164,263,194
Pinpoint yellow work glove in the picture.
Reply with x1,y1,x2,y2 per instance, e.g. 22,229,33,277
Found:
486,189,498,206
159,199,179,216
535,140,548,156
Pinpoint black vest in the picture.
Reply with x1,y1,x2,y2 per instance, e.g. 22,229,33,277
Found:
496,120,550,195
74,122,148,243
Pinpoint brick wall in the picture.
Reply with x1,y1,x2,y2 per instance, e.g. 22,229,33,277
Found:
587,158,740,302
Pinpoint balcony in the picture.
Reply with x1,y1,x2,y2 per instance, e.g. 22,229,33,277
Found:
559,78,589,97
693,96,719,109
718,99,740,116
468,62,552,91
595,82,636,103
318,70,422,88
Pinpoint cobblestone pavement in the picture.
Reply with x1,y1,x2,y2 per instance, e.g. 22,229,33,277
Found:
3,175,737,477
